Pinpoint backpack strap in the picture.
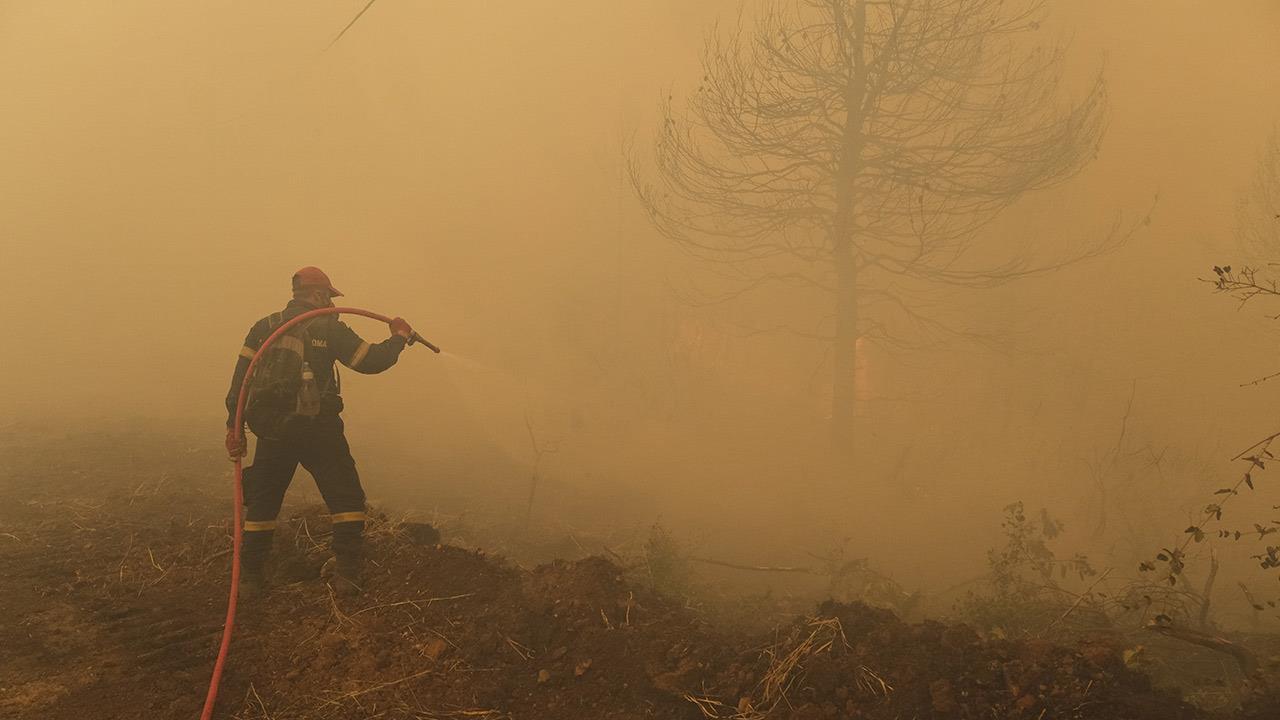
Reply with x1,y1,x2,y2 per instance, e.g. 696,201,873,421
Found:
260,312,319,352
253,311,318,364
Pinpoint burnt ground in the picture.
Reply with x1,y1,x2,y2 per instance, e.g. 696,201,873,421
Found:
1,422,1276,719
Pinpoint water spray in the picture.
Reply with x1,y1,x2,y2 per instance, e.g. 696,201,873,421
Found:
200,306,437,720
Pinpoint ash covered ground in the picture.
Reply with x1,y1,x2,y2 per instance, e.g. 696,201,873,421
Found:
5,423,1279,719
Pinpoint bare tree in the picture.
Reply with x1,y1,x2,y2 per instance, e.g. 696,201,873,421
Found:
631,0,1118,454
1236,128,1280,261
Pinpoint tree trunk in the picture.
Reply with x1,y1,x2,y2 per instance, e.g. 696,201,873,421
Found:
829,0,868,461
831,249,859,457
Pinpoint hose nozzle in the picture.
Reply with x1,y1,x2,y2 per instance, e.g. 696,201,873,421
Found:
408,332,441,353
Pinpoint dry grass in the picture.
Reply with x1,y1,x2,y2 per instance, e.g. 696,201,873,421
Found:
686,614,890,718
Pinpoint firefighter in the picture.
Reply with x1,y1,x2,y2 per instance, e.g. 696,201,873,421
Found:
223,266,413,597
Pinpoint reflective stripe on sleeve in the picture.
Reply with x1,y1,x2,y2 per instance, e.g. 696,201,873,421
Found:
348,341,370,370
331,511,367,524
244,520,278,531
239,346,256,360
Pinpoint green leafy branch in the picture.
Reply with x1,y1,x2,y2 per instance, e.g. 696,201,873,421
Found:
1140,434,1278,586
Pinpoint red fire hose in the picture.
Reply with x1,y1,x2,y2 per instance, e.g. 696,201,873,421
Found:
200,306,436,720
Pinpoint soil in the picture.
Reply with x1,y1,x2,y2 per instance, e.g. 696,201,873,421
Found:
1,423,1275,719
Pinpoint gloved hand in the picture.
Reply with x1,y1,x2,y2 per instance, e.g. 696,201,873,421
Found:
225,427,247,461
389,317,414,341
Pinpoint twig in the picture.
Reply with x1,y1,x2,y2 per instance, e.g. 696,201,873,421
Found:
327,0,379,50
503,636,534,661
690,556,818,574
1239,582,1263,629
1198,551,1219,630
602,544,626,563
351,599,423,617
1239,369,1280,388
325,583,355,627
1146,616,1260,680
247,683,274,720
521,410,558,531
683,693,766,720
422,626,462,653
128,480,147,506
351,592,475,620
296,516,325,553
118,532,135,581
147,546,165,573
853,665,893,697
424,592,476,605
1154,433,1280,584
330,666,434,701
1230,431,1280,462
1042,568,1112,636
202,548,232,564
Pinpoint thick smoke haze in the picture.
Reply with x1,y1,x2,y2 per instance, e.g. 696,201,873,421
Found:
3,1,1280,592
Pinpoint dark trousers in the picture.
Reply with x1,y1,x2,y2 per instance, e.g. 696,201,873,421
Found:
241,416,366,569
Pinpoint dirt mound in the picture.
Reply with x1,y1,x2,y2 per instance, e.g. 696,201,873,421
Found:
694,601,1204,720
3,485,1219,720
204,523,1219,720
0,427,1235,720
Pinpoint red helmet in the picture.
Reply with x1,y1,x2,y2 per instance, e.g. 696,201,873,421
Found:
292,266,343,297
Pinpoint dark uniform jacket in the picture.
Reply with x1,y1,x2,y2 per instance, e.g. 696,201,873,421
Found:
225,299,406,427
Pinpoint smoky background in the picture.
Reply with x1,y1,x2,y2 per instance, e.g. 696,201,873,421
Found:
3,0,1280,602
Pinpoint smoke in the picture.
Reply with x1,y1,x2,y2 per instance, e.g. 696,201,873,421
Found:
3,1,1280,589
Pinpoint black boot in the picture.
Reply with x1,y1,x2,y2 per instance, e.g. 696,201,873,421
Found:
331,520,365,596
240,529,274,599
